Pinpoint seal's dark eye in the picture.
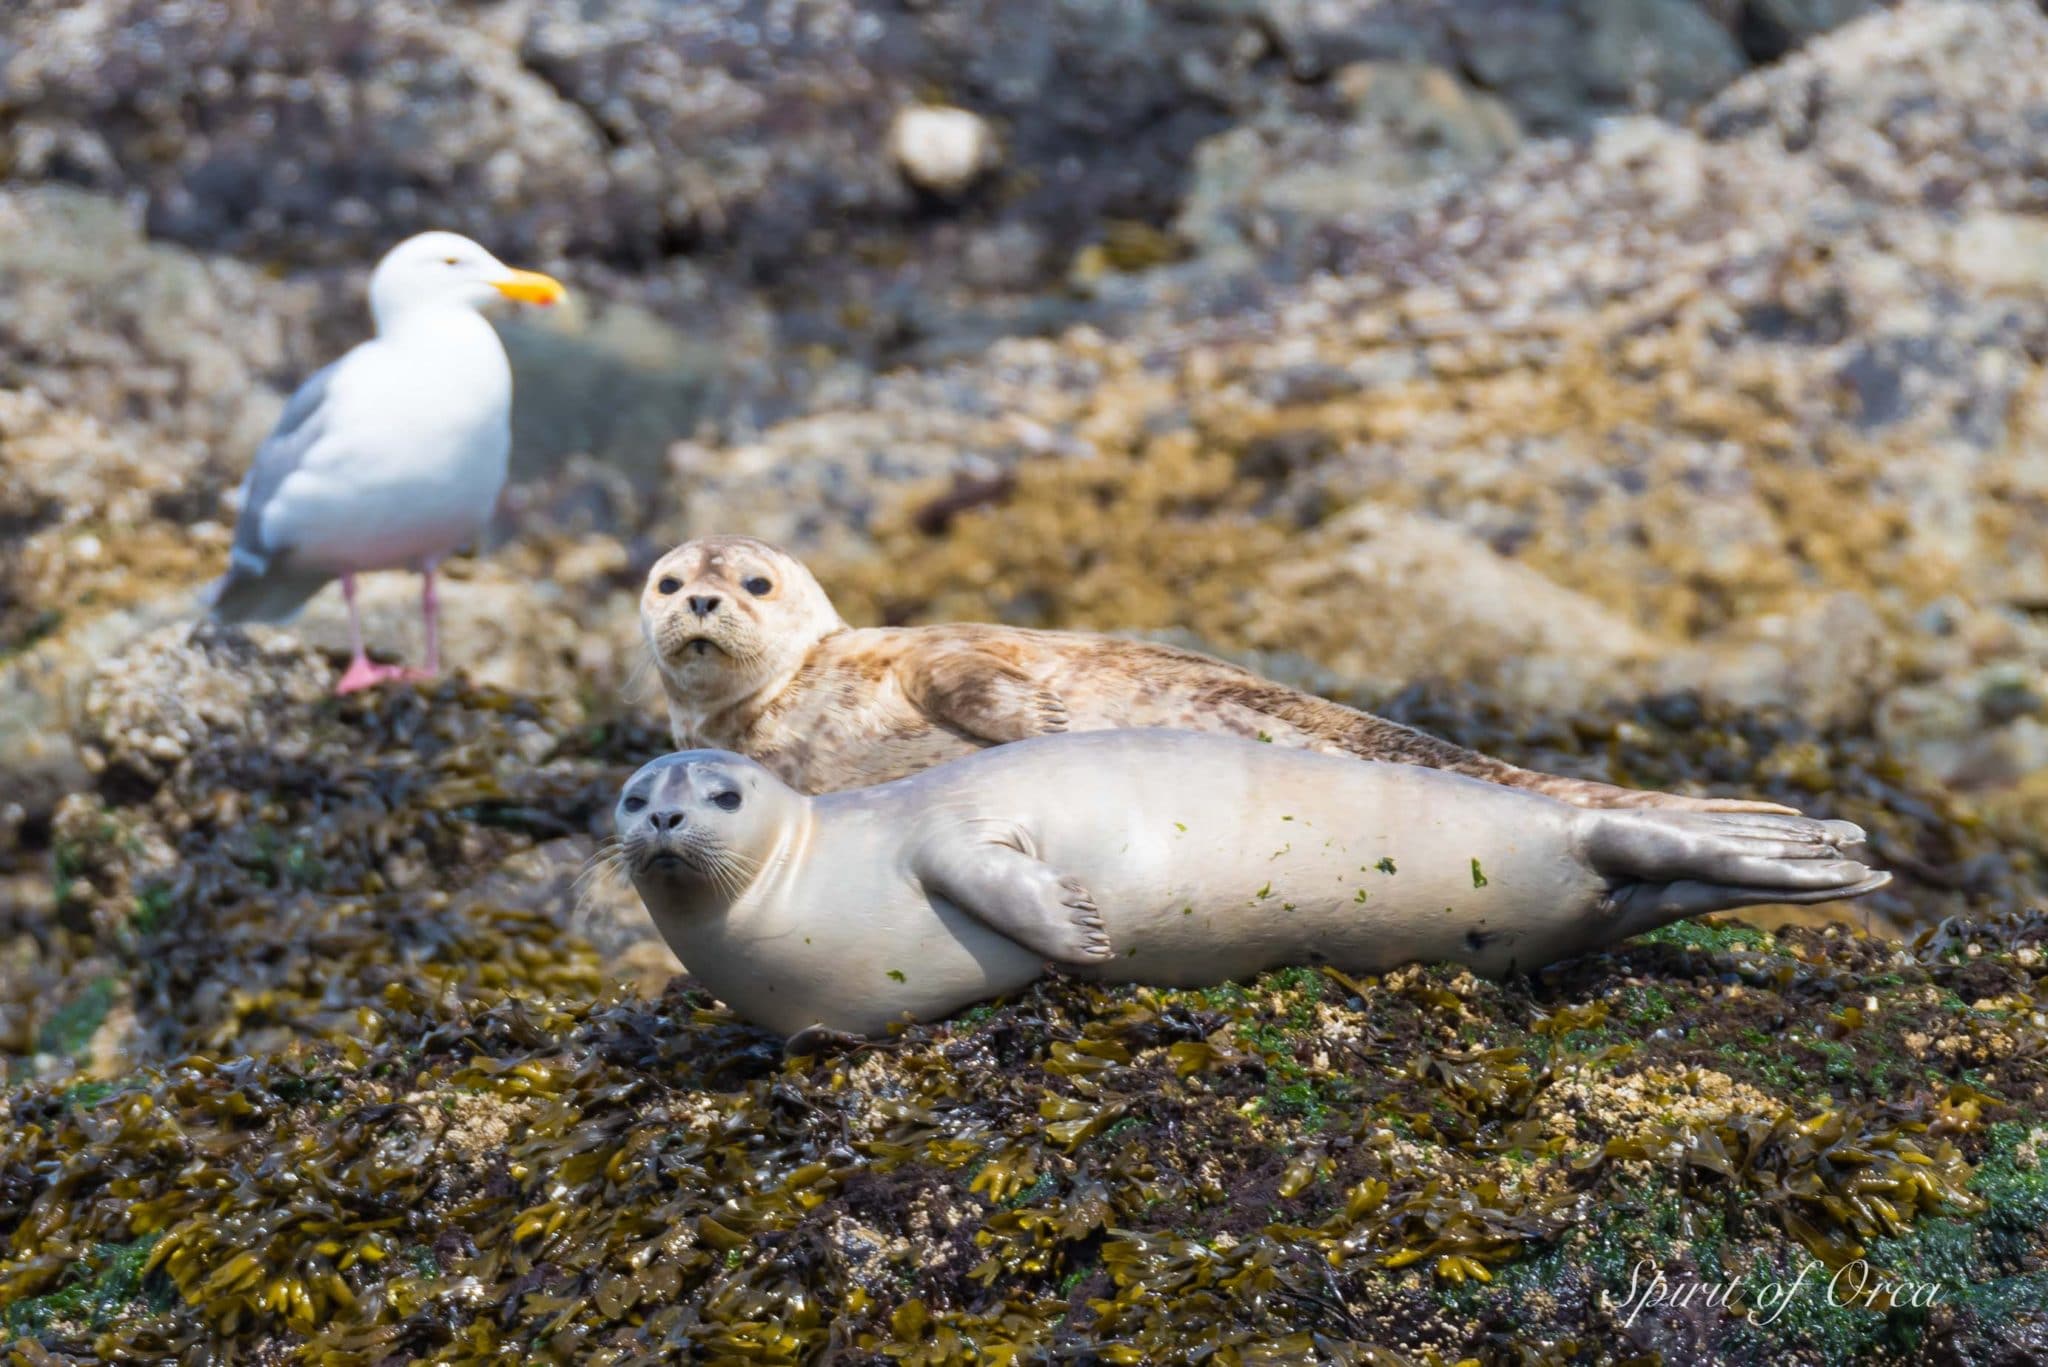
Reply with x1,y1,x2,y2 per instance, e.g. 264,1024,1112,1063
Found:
622,795,646,813
712,791,742,812
743,576,772,597
657,577,681,595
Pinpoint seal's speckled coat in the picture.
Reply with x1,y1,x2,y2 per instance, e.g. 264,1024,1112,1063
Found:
641,535,1795,814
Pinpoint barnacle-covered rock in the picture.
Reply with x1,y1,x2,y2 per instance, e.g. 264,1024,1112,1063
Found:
75,626,332,791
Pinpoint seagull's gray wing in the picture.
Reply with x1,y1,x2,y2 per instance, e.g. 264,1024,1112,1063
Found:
209,361,341,623
230,360,339,574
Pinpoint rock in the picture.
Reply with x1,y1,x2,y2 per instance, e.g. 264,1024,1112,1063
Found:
0,0,1847,386
667,0,2048,792
1456,0,1745,128
1260,505,1656,708
0,386,215,644
0,599,192,822
74,625,334,791
0,375,248,813
0,0,611,266
1742,0,1883,59
496,301,744,489
284,569,644,711
1174,63,1520,264
0,186,311,457
1948,212,2048,295
1580,0,1748,109
1878,674,2048,791
887,105,999,197
1669,591,1898,730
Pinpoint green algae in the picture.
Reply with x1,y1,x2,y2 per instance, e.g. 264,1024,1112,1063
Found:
33,977,115,1060
1643,919,1774,954
1,1235,167,1339
128,883,176,936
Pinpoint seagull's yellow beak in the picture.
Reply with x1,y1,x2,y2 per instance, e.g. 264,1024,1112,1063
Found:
492,268,567,307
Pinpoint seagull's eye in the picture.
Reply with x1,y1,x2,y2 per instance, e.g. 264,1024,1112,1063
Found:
657,577,681,595
743,576,772,597
443,256,460,266
712,791,742,812
623,795,647,813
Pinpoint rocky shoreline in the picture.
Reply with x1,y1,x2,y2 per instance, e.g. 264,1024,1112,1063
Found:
4,0,2048,1359
0,636,2041,1360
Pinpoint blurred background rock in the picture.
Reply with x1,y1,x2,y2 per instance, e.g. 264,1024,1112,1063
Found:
2,0,2045,943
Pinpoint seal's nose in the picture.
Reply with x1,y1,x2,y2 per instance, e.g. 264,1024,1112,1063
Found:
687,594,722,619
649,808,687,833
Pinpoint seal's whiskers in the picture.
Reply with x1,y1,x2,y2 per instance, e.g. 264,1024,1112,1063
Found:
703,846,762,901
621,651,662,706
571,838,632,915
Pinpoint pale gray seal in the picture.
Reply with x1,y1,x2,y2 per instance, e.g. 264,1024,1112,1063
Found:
614,730,1887,1039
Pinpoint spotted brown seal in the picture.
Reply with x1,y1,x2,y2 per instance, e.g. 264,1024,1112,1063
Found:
640,535,1795,812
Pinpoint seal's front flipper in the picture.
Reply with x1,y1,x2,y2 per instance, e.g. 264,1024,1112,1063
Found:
902,647,1070,744
914,830,1111,964
785,1024,871,1059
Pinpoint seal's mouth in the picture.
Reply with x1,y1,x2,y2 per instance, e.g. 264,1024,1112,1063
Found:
622,824,758,901
660,632,729,665
623,832,699,878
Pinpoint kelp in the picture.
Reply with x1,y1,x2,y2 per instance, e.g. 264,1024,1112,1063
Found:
5,923,2039,1361
0,663,2043,1363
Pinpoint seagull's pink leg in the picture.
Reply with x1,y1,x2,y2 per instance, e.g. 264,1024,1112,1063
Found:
334,573,408,694
423,563,441,674
400,561,442,683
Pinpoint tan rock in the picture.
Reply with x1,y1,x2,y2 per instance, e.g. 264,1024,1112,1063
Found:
1261,505,1655,707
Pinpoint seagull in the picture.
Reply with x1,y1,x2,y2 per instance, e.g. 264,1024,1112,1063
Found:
208,231,566,694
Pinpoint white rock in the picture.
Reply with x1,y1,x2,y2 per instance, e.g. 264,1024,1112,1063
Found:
887,105,997,196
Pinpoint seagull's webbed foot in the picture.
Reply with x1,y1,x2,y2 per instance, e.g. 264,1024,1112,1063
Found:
335,658,415,695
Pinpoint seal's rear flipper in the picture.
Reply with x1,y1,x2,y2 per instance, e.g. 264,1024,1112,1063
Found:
913,827,1112,964
1603,871,1892,940
1583,809,1891,940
